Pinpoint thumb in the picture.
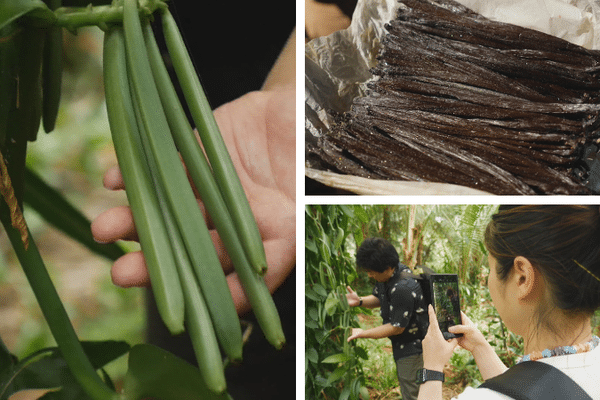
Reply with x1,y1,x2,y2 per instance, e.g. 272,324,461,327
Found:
346,285,355,294
448,324,469,334
448,338,459,349
460,311,474,326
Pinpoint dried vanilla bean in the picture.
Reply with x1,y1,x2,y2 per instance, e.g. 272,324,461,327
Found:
312,0,600,194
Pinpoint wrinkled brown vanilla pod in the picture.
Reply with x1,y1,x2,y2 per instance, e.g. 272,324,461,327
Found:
312,0,600,194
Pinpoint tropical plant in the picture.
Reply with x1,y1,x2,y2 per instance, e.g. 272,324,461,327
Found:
305,205,371,400
0,0,280,398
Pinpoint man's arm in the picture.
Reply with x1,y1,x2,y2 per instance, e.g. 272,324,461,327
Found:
357,294,380,309
346,286,380,308
347,323,404,342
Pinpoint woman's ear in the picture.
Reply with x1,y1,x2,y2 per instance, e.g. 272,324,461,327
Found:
512,256,542,301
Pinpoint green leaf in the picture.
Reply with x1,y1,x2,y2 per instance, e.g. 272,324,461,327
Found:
305,239,318,254
354,346,369,360
353,205,369,223
306,348,318,364
321,353,349,364
353,228,364,250
23,168,126,261
315,330,330,344
0,337,15,376
334,227,345,249
61,0,110,6
312,283,328,298
351,378,363,400
326,365,348,385
324,293,339,316
305,287,321,302
339,385,351,400
80,341,130,370
122,344,231,400
307,307,319,322
1,341,129,400
0,0,55,30
339,205,355,219
305,319,319,329
359,385,370,400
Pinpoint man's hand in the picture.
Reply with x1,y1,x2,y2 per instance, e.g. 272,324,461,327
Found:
347,324,404,342
346,286,361,307
91,88,295,316
347,328,364,342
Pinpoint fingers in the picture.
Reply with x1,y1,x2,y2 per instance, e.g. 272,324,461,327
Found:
226,243,295,316
98,206,295,295
346,328,362,342
427,304,439,327
460,311,474,325
448,324,470,335
448,312,475,335
426,304,446,341
103,165,125,190
111,251,151,288
91,205,138,243
346,286,355,294
448,338,459,350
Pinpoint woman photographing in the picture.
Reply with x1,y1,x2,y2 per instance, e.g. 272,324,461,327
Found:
418,205,600,399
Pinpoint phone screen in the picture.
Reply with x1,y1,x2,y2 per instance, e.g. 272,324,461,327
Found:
430,274,463,338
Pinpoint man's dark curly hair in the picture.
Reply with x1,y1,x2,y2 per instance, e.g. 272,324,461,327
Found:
355,237,399,273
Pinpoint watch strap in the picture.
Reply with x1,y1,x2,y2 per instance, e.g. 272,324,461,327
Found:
416,368,445,384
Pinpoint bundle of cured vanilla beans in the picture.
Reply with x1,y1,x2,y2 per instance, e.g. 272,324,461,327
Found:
311,0,600,195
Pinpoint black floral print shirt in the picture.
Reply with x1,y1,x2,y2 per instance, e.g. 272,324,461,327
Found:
372,264,428,361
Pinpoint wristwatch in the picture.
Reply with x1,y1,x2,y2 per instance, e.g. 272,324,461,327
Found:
416,368,445,384
358,297,363,307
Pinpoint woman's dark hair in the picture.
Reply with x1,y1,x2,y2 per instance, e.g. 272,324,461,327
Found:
355,237,399,273
484,205,600,316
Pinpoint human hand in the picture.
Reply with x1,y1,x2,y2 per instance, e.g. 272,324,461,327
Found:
422,304,459,371
345,286,361,307
347,328,364,342
91,88,295,316
449,311,508,379
447,311,489,355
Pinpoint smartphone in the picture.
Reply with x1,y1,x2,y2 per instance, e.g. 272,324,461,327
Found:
429,274,463,339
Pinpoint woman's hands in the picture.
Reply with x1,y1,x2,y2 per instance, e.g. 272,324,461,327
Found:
422,304,459,371
424,308,508,381
449,311,489,354
450,311,508,380
91,88,295,316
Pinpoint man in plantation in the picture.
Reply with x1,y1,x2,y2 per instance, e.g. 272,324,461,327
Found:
345,237,428,400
